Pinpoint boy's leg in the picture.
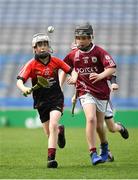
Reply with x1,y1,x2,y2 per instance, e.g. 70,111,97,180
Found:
46,110,62,168
105,119,129,139
97,109,109,162
117,122,129,139
105,101,129,139
82,102,102,165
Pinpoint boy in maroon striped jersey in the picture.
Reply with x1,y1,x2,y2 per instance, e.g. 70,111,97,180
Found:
59,22,116,165
71,74,129,162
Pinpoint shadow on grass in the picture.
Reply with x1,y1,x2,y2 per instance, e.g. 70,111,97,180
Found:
1,161,138,179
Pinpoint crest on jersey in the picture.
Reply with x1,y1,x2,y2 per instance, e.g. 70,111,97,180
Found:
91,57,97,63
45,68,50,76
105,55,111,60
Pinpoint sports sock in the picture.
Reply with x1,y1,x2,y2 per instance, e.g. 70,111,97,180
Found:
48,148,56,161
89,147,96,154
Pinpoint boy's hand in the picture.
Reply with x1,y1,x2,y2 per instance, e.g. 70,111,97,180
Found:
111,83,119,92
89,73,103,84
72,94,76,103
22,87,32,96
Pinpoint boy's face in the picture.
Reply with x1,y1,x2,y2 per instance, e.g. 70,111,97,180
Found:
75,36,91,50
34,41,49,54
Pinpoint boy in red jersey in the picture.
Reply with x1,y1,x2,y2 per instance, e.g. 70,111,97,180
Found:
59,22,116,165
16,33,77,168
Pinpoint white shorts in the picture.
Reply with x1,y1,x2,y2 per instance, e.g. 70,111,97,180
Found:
105,101,114,119
79,93,108,113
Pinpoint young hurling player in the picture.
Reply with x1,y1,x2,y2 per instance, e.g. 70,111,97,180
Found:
16,33,77,168
104,75,129,139
59,22,116,165
71,38,129,141
71,75,129,162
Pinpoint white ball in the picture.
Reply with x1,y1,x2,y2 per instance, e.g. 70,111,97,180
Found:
47,26,54,33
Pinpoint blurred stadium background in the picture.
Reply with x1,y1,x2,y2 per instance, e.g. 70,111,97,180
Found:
0,0,138,127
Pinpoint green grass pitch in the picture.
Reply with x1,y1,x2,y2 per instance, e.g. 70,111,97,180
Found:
0,127,138,179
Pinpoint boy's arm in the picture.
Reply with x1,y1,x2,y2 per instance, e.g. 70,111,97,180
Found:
67,70,78,85
89,67,116,84
59,70,67,91
17,79,31,95
59,69,78,89
110,75,119,92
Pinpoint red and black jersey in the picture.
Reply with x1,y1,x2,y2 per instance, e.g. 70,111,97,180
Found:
17,56,72,108
63,44,116,100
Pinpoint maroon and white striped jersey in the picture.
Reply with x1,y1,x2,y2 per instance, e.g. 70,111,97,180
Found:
63,44,116,100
